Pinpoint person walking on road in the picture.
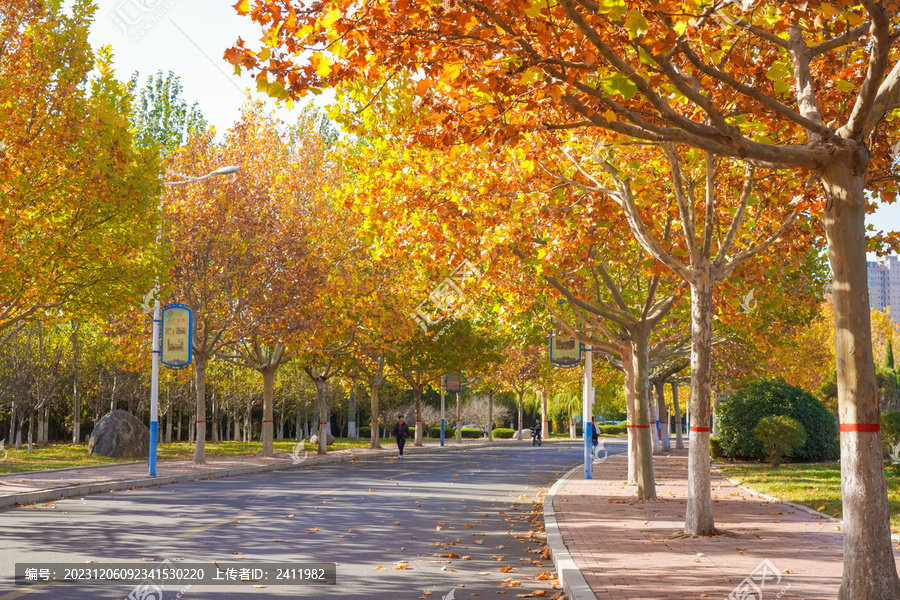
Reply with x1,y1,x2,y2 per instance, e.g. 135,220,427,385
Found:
391,414,410,460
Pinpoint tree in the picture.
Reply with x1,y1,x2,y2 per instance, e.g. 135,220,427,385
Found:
130,70,207,156
886,333,895,370
164,104,324,461
0,0,160,334
231,3,900,591
495,344,542,441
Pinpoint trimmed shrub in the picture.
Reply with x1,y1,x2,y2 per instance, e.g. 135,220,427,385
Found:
492,428,516,439
358,426,371,438
575,426,583,437
600,425,625,435
717,379,837,462
709,436,724,459
754,415,807,466
429,426,455,438
461,428,483,439
615,420,627,427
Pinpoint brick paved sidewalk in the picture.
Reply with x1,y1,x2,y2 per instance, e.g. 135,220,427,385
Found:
552,448,900,600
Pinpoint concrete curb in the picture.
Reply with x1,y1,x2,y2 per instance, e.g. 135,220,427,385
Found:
0,440,514,509
544,464,598,600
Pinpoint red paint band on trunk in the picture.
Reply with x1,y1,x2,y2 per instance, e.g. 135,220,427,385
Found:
196,421,206,423
262,420,273,423
626,425,650,429
689,426,710,432
840,423,881,432
319,422,328,425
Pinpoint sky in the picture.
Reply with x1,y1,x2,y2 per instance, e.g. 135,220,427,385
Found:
88,0,900,248
89,0,314,133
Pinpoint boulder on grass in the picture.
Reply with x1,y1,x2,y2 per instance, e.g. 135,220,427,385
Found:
89,410,149,459
310,432,336,445
517,428,533,438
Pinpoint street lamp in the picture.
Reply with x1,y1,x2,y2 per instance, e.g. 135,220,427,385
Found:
147,165,240,477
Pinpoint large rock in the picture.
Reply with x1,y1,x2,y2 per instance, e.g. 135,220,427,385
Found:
310,432,335,445
89,410,149,459
517,428,533,438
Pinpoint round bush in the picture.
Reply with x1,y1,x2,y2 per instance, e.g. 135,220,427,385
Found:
358,426,372,438
754,415,807,466
716,379,838,462
615,420,627,427
492,428,516,439
600,425,624,435
461,428,483,438
428,426,457,438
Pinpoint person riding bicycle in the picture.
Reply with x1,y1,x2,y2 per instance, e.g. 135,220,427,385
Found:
591,421,600,448
532,420,542,444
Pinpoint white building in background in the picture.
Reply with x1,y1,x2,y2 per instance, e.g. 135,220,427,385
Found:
867,255,900,313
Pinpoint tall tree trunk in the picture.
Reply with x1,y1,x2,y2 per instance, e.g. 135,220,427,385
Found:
623,344,638,485
177,404,182,442
673,382,684,450
631,326,656,500
370,382,381,449
192,357,207,463
348,384,357,438
822,159,900,599
656,381,671,451
27,412,33,454
541,387,549,440
685,276,714,535
9,400,16,449
71,321,81,445
516,389,524,441
413,385,424,446
649,377,660,454
488,392,494,442
211,389,219,443
568,409,575,439
311,376,328,454
261,368,276,457
456,391,462,443
233,397,240,441
165,388,172,444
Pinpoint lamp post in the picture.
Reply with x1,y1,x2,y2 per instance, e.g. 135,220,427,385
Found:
146,165,240,477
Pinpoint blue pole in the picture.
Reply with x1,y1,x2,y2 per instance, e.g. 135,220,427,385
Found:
149,300,161,477
583,346,593,479
440,376,446,447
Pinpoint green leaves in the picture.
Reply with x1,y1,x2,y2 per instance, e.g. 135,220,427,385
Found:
623,9,649,39
596,0,627,20
764,60,793,95
601,73,638,99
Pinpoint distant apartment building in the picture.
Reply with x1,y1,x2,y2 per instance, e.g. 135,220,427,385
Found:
867,255,900,312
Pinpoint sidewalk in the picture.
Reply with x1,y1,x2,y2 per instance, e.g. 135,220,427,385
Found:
548,448,900,600
0,439,506,508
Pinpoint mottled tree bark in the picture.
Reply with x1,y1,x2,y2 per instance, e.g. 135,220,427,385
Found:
822,156,900,600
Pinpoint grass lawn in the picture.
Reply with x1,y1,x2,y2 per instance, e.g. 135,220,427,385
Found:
0,438,380,475
718,462,900,533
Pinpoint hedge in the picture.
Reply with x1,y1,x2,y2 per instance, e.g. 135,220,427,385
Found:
710,436,724,459
428,426,455,438
492,428,516,439
600,425,625,435
461,428,483,439
358,426,371,438
716,378,838,462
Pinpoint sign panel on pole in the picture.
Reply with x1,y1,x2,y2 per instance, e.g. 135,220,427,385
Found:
550,330,582,367
445,372,461,394
161,304,192,369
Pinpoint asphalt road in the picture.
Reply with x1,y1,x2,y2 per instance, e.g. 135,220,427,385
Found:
0,439,621,599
